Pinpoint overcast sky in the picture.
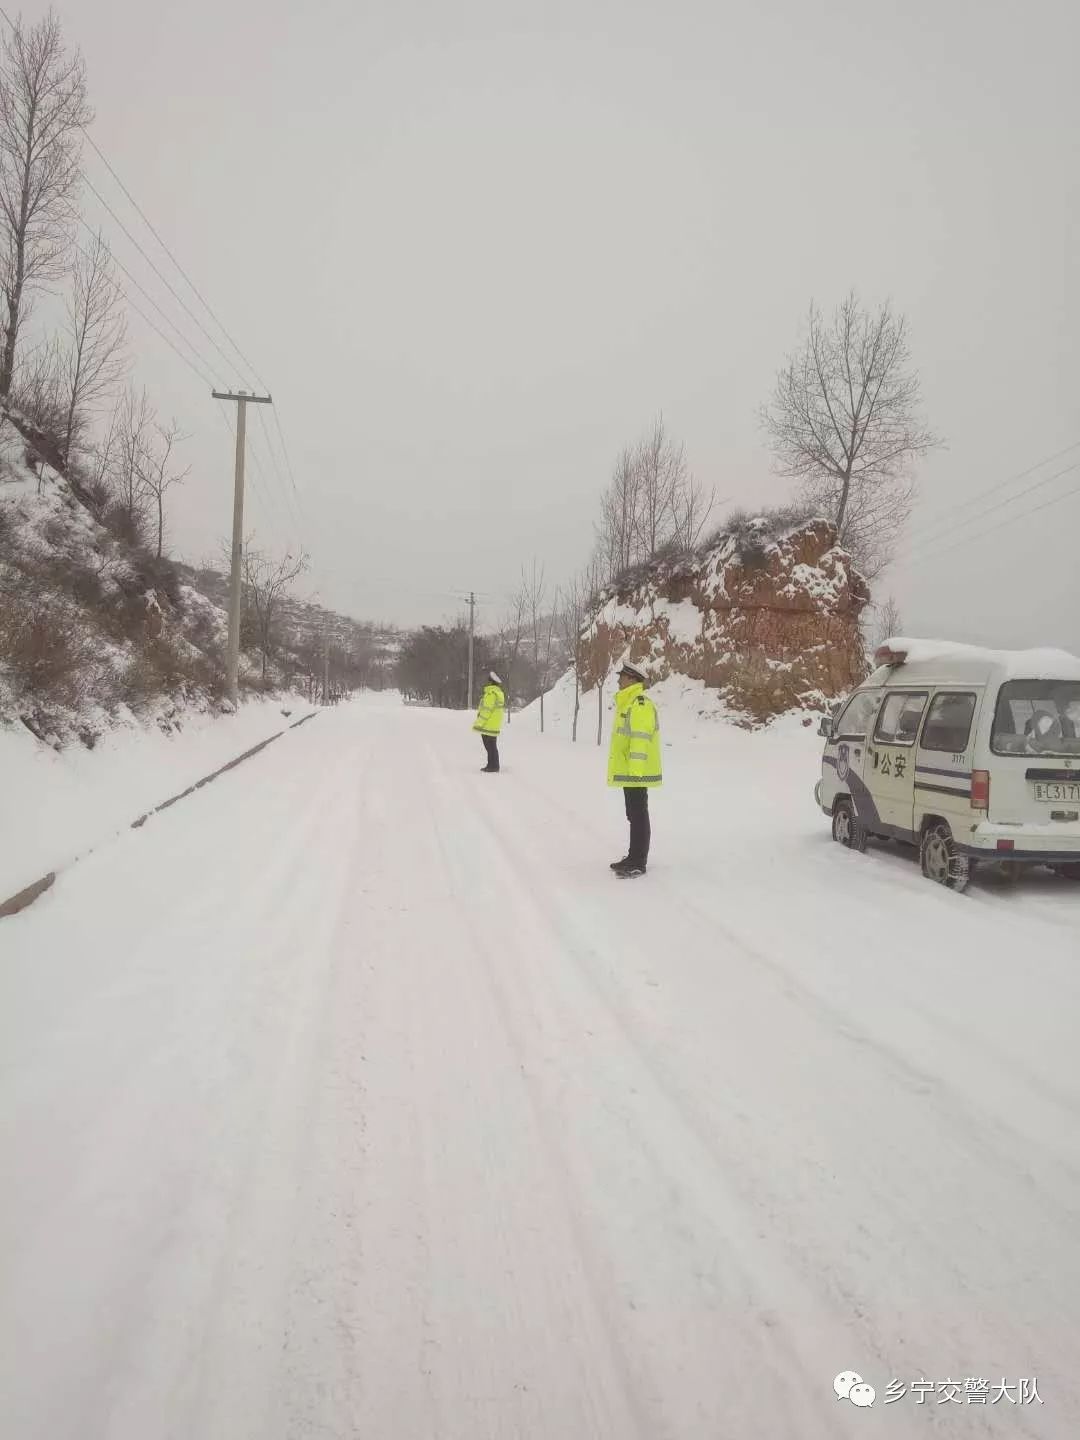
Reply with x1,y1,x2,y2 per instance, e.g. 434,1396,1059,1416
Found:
65,0,1078,647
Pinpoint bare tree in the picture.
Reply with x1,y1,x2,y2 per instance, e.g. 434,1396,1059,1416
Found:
523,558,553,732
242,541,309,686
537,590,560,735
138,419,188,559
633,414,684,559
595,446,640,579
498,578,530,726
111,385,154,540
7,329,63,434
60,232,127,468
0,10,91,401
761,292,940,578
670,469,716,553
83,401,120,508
869,594,904,652
559,570,596,743
593,416,709,583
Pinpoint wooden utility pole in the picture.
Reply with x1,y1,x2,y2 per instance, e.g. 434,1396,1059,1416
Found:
212,389,273,708
467,590,476,710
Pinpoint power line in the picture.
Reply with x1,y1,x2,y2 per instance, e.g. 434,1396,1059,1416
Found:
0,0,264,391
1,3,305,525
905,477,1080,568
80,137,307,517
254,402,304,533
244,401,303,533
65,210,218,389
214,401,297,551
271,406,302,501
902,438,1080,547
67,219,303,539
81,132,271,393
80,173,249,390
892,458,1080,567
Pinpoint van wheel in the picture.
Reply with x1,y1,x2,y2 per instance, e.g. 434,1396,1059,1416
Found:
832,800,867,852
920,822,971,893
1053,863,1080,881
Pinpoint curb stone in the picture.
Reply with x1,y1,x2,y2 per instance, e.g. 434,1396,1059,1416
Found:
1,709,320,924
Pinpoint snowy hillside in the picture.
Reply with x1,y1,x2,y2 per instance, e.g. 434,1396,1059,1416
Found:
0,423,231,745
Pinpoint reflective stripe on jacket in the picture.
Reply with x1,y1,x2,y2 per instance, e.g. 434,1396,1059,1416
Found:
473,683,505,735
607,682,662,787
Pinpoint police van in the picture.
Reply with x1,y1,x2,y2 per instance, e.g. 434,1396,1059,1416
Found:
814,639,1080,891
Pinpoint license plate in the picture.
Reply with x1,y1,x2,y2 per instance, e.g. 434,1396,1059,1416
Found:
1033,782,1080,803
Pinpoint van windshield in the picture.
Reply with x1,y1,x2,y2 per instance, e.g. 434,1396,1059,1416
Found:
991,680,1080,757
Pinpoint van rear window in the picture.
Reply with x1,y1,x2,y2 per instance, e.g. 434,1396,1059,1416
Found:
992,681,1080,757
921,693,976,754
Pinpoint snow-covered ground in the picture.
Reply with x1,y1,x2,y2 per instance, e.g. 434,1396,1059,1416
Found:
1,695,310,900
2,687,1078,1438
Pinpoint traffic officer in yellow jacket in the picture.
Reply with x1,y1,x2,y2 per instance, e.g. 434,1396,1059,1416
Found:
608,661,662,877
473,670,505,772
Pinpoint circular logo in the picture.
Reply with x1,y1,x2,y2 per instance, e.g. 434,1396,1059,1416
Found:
836,743,850,781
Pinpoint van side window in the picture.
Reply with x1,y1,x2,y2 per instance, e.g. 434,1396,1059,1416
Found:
875,692,928,747
835,690,881,739
921,692,977,754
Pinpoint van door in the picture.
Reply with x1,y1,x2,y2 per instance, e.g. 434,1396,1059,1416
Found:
913,689,979,834
866,690,928,836
823,688,882,813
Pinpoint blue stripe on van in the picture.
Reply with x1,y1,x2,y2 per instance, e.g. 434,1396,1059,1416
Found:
915,781,972,800
823,755,838,770
915,764,971,780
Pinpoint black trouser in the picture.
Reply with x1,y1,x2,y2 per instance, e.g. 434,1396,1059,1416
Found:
624,786,651,866
482,734,500,770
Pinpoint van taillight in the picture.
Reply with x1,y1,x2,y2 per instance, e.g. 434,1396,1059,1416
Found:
971,770,990,810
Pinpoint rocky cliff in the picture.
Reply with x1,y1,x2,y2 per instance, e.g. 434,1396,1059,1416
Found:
579,514,870,723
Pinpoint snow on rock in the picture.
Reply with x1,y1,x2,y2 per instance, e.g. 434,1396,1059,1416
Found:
577,516,870,725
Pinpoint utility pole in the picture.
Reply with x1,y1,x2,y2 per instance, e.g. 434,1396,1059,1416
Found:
467,590,476,710
212,389,273,708
323,631,330,706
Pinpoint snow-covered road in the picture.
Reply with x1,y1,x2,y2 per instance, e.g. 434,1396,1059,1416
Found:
3,693,1078,1439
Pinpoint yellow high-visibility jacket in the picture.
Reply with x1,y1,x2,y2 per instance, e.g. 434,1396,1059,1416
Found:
473,683,505,736
607,683,662,787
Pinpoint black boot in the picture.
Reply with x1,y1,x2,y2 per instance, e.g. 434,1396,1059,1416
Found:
610,856,630,871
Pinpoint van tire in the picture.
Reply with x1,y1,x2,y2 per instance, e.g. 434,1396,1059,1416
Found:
832,799,868,852
920,821,971,893
1053,863,1080,881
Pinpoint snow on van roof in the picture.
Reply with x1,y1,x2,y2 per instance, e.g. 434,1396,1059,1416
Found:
874,637,1080,680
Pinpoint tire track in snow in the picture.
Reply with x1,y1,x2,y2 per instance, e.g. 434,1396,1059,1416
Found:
462,764,1078,1439
437,755,865,1439
1,713,367,1440
506,749,1080,1151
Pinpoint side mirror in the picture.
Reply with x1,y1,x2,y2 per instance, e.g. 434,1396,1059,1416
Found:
818,715,834,739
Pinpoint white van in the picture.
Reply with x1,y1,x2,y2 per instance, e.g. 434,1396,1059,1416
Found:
814,638,1080,891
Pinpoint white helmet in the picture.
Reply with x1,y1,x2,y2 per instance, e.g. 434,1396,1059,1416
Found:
489,670,503,685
